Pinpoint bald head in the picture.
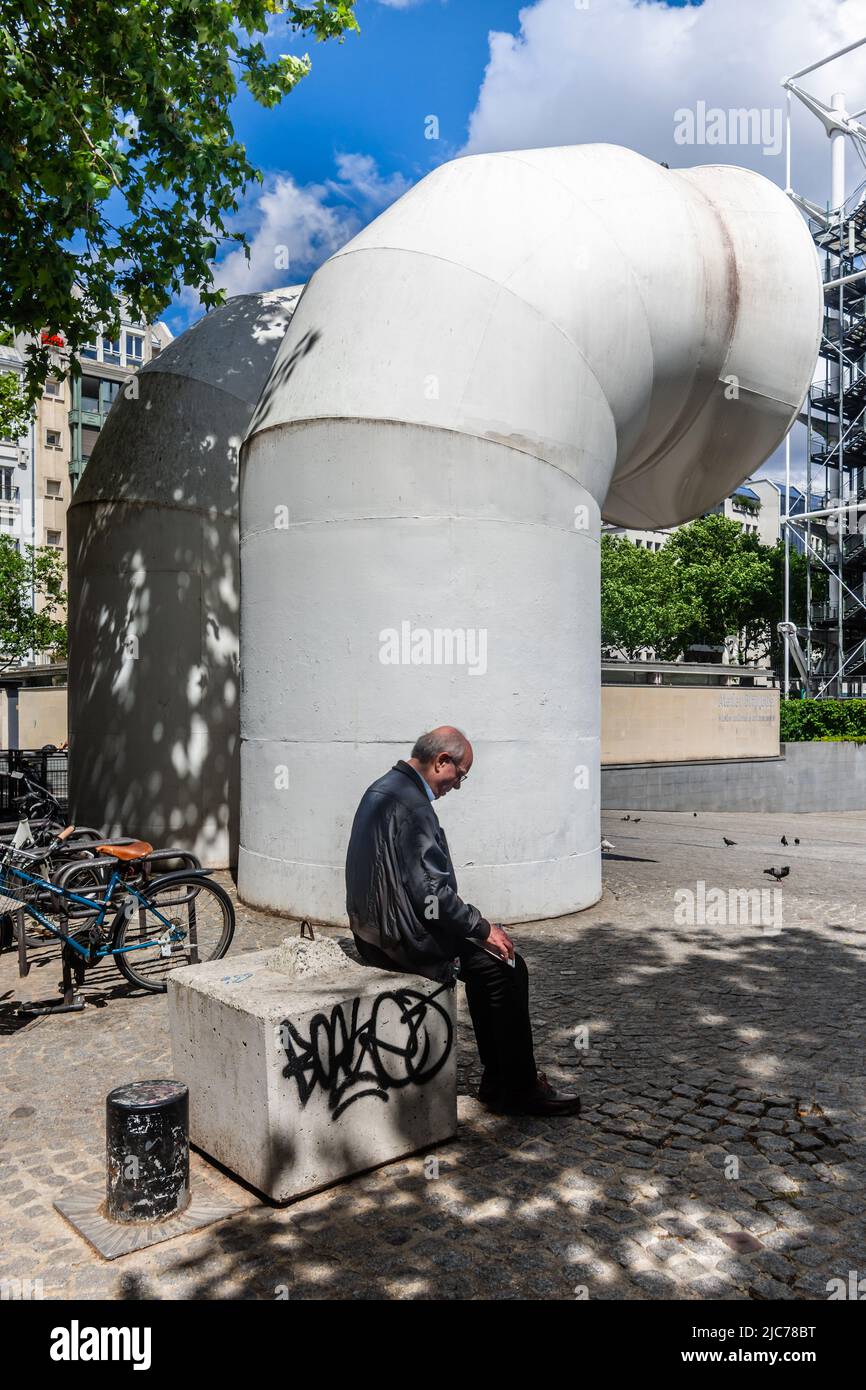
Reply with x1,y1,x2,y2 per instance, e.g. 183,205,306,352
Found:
411,726,471,764
408,726,473,798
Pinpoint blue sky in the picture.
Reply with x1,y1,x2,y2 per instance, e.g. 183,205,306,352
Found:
235,1,531,192
167,0,866,486
172,0,865,331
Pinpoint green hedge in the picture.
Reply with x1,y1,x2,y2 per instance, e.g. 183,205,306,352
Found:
780,698,866,742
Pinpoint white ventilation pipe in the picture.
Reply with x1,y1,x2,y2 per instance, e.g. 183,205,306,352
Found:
238,144,822,923
68,290,301,866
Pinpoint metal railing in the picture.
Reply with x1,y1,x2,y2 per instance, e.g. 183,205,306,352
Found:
0,748,67,816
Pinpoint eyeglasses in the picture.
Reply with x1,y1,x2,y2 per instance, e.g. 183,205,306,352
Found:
449,757,470,786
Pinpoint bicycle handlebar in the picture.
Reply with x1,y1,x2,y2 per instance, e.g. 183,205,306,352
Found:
1,824,77,865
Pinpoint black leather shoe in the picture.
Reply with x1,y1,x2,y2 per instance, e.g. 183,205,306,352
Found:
494,1071,581,1117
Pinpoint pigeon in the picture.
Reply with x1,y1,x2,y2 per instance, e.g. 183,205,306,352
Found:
601,838,615,852
621,815,630,821
633,817,641,823
723,837,736,847
693,812,698,817
794,838,800,846
781,835,788,846
763,866,790,881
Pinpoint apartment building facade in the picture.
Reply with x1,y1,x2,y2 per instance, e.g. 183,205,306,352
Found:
604,479,783,551
20,314,173,570
0,339,34,556
0,311,172,743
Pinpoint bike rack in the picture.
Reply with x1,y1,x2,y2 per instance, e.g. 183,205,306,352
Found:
0,822,104,845
15,902,86,1015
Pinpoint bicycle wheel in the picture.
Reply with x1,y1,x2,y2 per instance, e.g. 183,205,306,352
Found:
113,873,235,993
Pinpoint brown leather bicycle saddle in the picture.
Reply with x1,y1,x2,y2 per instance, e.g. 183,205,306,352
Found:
94,840,154,861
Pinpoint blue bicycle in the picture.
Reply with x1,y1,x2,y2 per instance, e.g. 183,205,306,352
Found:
1,827,234,1007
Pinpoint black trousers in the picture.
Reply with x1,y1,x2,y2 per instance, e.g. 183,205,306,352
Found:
455,942,538,1094
352,933,538,1094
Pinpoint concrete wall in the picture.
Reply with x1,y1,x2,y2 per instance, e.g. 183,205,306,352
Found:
0,686,67,748
17,687,67,747
602,740,866,812
602,685,779,764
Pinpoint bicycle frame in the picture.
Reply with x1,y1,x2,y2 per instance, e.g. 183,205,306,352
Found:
0,858,178,959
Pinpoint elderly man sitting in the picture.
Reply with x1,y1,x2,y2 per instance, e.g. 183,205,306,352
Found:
345,726,581,1117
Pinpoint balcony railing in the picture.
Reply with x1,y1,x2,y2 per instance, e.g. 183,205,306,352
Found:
68,406,106,428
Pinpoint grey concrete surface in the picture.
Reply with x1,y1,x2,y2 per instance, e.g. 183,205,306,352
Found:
1,808,864,1301
603,741,866,813
168,941,457,1202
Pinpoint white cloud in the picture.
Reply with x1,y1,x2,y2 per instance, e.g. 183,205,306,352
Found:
208,153,411,301
463,0,866,206
325,152,412,209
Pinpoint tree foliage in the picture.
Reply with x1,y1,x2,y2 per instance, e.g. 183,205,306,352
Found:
0,0,359,406
780,698,866,741
0,368,31,442
0,533,67,670
601,514,815,665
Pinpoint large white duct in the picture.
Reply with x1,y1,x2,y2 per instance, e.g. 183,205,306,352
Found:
68,290,301,866
238,144,822,923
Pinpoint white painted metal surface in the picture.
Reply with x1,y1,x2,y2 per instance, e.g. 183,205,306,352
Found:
237,144,822,921
68,290,302,866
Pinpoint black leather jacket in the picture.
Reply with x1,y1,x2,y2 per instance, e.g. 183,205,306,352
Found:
345,760,491,981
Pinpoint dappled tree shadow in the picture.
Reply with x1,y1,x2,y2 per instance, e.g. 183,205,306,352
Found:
66,291,307,869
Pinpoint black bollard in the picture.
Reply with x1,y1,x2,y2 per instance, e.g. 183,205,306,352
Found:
106,1080,190,1224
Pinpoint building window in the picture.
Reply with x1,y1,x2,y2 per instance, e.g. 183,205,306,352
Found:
80,342,99,361
0,467,15,501
101,379,120,411
151,333,162,355
101,336,121,365
125,332,144,365
45,478,61,498
45,428,61,448
44,378,62,399
46,530,61,547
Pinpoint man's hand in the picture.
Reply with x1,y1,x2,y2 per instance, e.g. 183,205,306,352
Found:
485,922,515,962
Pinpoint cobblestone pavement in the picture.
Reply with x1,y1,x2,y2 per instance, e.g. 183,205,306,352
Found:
1,808,865,1301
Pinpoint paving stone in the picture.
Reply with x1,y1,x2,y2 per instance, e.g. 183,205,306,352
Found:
4,814,866,1302
749,1274,798,1300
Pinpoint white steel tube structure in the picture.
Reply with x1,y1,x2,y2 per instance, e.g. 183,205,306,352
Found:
239,144,822,923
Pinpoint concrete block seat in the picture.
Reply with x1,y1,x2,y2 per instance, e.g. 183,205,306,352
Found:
168,936,457,1203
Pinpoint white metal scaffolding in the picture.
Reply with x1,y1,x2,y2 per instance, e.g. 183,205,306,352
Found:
782,38,866,697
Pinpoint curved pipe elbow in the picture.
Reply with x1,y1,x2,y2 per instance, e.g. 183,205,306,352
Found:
246,144,822,530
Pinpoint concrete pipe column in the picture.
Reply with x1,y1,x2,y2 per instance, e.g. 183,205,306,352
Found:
68,290,302,867
238,144,822,923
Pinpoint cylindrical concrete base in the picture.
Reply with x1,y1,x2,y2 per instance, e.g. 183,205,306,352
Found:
239,418,603,924
106,1080,190,1224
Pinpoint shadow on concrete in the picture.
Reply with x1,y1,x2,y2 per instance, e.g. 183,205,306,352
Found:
93,904,866,1301
66,294,306,871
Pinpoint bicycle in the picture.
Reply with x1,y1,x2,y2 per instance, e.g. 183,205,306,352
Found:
2,827,235,1013
0,820,118,951
6,767,65,830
